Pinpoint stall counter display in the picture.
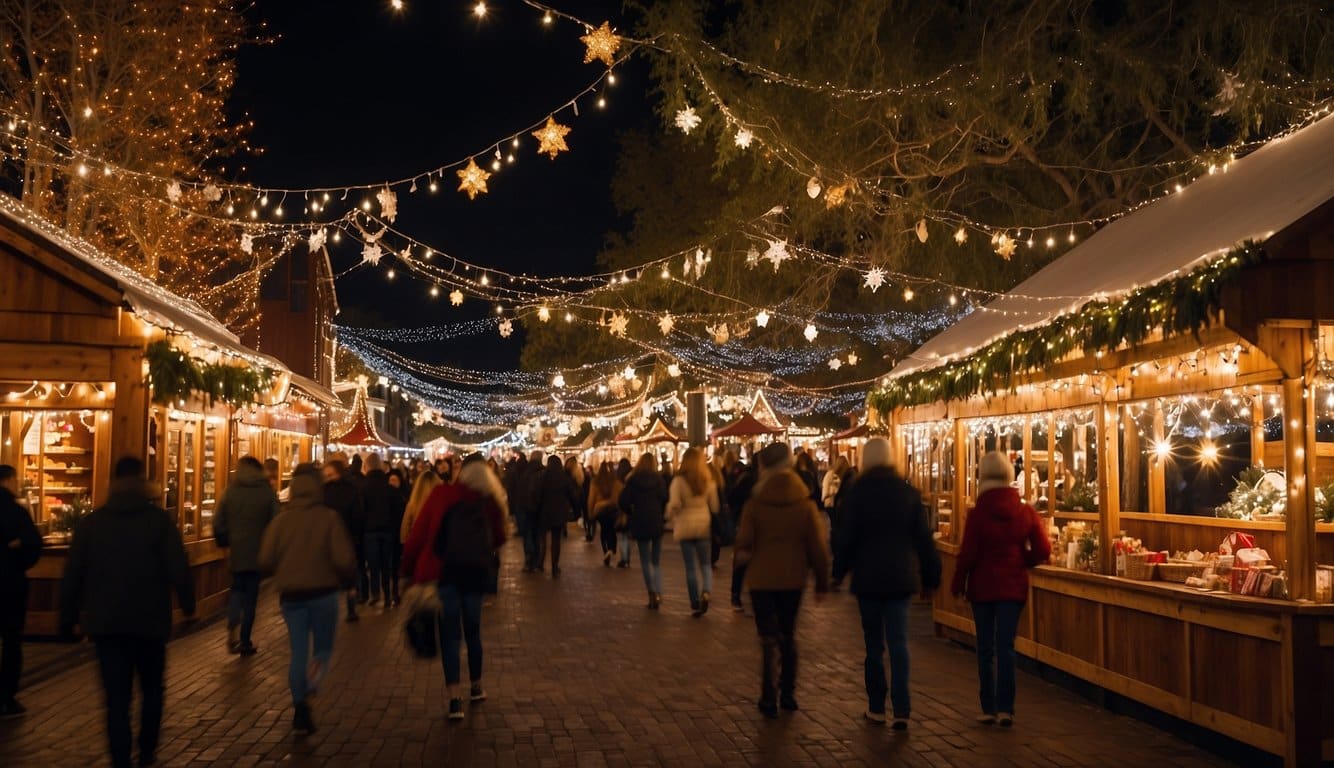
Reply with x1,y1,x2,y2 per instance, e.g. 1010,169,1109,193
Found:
10,410,104,540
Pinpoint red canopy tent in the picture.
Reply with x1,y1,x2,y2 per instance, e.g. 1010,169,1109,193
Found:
331,384,389,447
638,417,688,445
710,412,785,441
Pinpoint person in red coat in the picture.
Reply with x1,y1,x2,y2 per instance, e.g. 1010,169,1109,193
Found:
950,451,1051,728
402,453,507,722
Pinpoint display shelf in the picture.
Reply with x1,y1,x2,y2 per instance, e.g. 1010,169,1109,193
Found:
44,447,89,455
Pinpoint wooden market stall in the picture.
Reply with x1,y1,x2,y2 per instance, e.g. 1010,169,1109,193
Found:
874,114,1334,766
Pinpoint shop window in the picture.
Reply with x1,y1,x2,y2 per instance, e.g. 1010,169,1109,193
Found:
1054,409,1098,513
0,409,104,536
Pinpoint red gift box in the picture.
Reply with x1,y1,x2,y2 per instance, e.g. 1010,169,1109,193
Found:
1230,566,1251,593
1220,532,1256,556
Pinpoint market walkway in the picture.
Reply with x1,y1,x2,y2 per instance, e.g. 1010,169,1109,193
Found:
2,534,1234,767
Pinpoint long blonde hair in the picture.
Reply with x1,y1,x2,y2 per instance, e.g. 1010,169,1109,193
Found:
405,471,442,520
460,457,508,516
677,447,711,496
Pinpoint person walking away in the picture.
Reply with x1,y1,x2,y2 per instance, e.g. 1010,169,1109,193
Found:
822,456,850,524
401,470,442,547
618,453,669,609
734,443,829,719
264,457,282,494
213,456,278,655
403,453,507,721
322,456,365,622
950,451,1051,728
727,457,760,610
794,451,823,510
708,458,731,568
360,454,402,607
518,451,546,572
587,463,623,567
565,457,592,541
667,447,719,616
613,457,636,567
387,468,410,606
538,455,580,577
832,438,941,728
259,464,357,735
59,457,194,768
0,465,41,717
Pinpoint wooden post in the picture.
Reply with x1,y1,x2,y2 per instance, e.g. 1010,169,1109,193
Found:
1096,389,1121,575
1282,375,1317,600
1047,412,1058,513
1149,404,1167,516
953,418,968,545
1022,414,1034,503
108,347,148,475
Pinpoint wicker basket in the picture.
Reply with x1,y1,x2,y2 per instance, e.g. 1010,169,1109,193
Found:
1124,552,1156,581
1157,560,1208,583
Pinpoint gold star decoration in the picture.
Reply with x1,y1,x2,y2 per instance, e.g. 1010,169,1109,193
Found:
532,117,571,160
580,21,621,67
456,159,491,200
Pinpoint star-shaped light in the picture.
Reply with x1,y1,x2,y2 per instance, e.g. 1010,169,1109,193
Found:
674,106,702,134
537,306,551,322
863,267,887,293
734,128,754,148
456,159,491,199
763,239,791,272
498,318,514,338
308,228,327,253
377,187,398,222
622,365,637,381
667,363,682,378
803,323,819,343
361,242,382,265
755,309,770,328
658,313,674,336
829,358,843,371
608,311,629,338
954,226,968,244
552,374,565,389
707,323,730,345
580,21,620,67
532,116,571,160
847,352,859,366
240,233,254,254
449,289,464,306
995,232,1017,260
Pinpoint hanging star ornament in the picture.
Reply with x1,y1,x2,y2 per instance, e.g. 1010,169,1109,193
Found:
847,352,859,366
954,226,968,244
763,239,791,272
667,363,682,378
166,181,182,203
828,358,843,371
377,187,397,222
755,309,770,328
580,21,620,67
361,242,382,265
537,306,551,323
239,233,254,254
608,311,629,338
449,289,464,306
734,127,754,149
674,106,702,134
658,313,675,336
995,232,1017,260
498,318,514,338
202,184,222,202
308,228,327,253
863,267,887,293
532,116,571,160
456,159,491,200
804,323,819,342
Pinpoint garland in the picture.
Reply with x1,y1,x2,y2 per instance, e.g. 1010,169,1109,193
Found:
145,340,275,406
868,242,1266,415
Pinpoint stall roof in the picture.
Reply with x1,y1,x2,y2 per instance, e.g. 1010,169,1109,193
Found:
289,373,341,410
638,417,688,445
711,412,785,440
891,113,1334,379
331,385,388,447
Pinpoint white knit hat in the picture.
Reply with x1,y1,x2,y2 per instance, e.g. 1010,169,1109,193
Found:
862,437,892,469
977,451,1015,495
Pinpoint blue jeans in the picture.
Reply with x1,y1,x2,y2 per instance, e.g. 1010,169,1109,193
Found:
618,531,633,565
679,538,712,605
226,570,262,645
971,601,1024,715
637,537,663,594
518,512,541,568
858,596,912,716
279,592,339,706
364,531,396,601
438,584,484,686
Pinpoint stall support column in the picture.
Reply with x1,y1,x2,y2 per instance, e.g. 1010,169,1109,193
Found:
109,347,148,481
952,418,968,545
1281,375,1316,601
1149,405,1166,517
1096,392,1121,575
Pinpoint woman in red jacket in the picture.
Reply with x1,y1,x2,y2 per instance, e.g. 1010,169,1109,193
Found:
950,451,1051,728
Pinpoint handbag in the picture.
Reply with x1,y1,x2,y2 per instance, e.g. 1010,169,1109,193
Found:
402,583,441,659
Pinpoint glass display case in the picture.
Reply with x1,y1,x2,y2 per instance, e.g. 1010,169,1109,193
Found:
0,409,104,534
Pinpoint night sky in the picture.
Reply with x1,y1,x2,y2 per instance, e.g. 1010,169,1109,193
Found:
234,0,646,372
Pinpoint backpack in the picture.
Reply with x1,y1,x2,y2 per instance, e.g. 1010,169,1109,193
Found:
433,497,493,569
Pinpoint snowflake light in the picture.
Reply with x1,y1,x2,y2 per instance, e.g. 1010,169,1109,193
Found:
915,218,929,243
240,233,254,254
537,306,551,322
863,267,887,293
954,226,968,244
580,21,620,67
1213,72,1244,115
674,106,702,134
658,313,674,336
166,181,182,203
308,228,327,253
552,373,565,389
804,323,819,342
377,187,398,222
608,311,629,338
707,323,730,345
361,242,382,265
745,246,760,267
755,309,770,328
202,184,222,202
498,318,514,338
763,239,791,272
667,363,682,378
622,365,636,381
532,116,571,160
829,358,842,371
847,352,858,366
449,289,464,306
995,232,1017,260
456,159,491,199
734,128,754,149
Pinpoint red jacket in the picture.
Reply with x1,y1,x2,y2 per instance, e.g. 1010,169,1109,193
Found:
950,488,1050,603
402,483,506,584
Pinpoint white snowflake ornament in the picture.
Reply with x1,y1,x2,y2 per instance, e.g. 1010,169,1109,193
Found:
361,242,383,265
763,239,791,272
240,233,254,254
449,289,464,306
498,318,514,338
745,246,760,268
658,313,675,336
166,181,182,203
377,187,398,223
734,128,754,148
202,184,222,202
667,363,682,378
828,358,842,371
863,267,887,293
608,311,629,338
552,374,565,389
755,310,770,328
803,323,819,343
994,233,1017,260
674,106,702,134
308,228,327,252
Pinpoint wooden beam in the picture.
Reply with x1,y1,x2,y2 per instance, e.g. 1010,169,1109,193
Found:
1097,390,1121,575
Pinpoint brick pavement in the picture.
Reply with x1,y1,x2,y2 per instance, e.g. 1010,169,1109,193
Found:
1,530,1237,767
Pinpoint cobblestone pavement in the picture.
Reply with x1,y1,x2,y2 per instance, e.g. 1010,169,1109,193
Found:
2,530,1234,767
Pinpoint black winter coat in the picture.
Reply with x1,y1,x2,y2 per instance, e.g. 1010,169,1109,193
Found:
324,475,365,540
59,479,195,638
618,471,668,541
361,470,403,534
0,487,41,629
832,467,941,598
538,467,580,529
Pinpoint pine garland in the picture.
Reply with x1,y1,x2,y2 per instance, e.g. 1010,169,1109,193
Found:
145,340,275,406
869,242,1265,415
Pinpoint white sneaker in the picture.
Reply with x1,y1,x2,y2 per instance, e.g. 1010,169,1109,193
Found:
864,710,886,723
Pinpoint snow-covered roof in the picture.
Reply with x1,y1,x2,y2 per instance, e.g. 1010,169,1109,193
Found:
891,112,1334,379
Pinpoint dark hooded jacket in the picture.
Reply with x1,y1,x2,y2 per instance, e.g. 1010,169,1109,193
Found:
832,466,940,598
213,462,279,572
735,470,830,592
0,486,42,630
617,470,668,541
59,478,194,638
951,487,1051,603
361,469,403,534
325,470,365,541
538,464,581,529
